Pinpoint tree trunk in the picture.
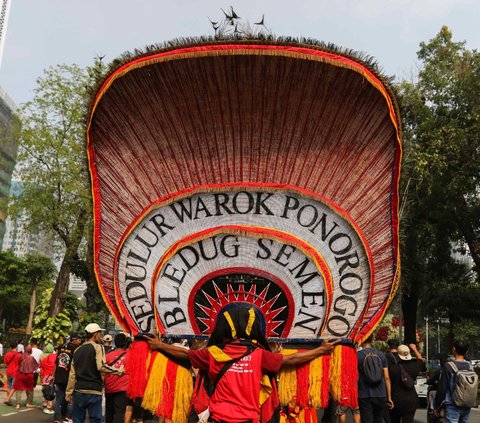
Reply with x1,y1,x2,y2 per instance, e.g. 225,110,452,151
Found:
49,208,88,317
402,288,419,344
84,223,104,313
25,282,37,335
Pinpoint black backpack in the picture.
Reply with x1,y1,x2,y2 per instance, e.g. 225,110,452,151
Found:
399,364,415,390
42,382,55,401
362,350,384,385
388,352,415,390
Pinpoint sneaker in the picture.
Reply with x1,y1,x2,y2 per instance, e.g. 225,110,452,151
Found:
63,418,73,423
43,408,55,414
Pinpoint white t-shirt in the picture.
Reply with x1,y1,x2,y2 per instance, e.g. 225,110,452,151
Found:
32,347,43,363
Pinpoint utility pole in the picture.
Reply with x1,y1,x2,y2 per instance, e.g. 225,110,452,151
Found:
424,316,429,364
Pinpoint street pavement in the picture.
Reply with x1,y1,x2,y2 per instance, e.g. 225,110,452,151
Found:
1,387,480,423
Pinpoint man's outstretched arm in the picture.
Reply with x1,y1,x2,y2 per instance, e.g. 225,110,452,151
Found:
148,335,191,362
281,339,340,367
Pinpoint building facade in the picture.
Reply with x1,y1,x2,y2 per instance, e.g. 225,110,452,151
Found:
0,87,18,246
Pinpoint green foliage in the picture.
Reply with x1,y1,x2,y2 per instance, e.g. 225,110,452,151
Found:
7,60,107,316
32,286,80,345
0,251,56,326
0,250,30,324
398,26,480,345
24,253,57,286
9,63,93,239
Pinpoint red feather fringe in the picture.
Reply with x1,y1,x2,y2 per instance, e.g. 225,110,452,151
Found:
126,340,150,399
297,362,310,408
157,358,178,419
321,355,331,409
340,346,358,408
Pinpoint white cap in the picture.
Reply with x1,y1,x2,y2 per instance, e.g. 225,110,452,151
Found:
85,323,105,334
398,344,413,360
103,334,113,342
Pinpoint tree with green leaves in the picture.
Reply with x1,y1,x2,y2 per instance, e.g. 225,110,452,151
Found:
0,250,29,324
398,26,480,343
0,250,56,330
24,253,56,334
8,62,104,317
32,286,80,346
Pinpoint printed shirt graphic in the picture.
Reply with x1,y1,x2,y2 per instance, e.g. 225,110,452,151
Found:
104,350,128,393
189,343,283,422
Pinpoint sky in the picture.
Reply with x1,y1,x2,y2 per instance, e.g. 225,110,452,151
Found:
1,0,479,107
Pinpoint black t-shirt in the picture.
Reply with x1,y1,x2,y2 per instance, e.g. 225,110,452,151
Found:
54,343,78,385
389,358,426,404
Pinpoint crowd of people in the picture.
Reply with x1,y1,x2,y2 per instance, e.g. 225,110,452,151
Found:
1,328,131,423
355,336,476,423
0,314,477,423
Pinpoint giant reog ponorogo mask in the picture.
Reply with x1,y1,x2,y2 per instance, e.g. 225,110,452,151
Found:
87,38,401,345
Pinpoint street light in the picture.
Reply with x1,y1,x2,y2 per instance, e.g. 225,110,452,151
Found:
432,317,450,356
425,316,429,363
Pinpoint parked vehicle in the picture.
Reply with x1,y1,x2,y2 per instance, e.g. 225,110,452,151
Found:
415,373,429,408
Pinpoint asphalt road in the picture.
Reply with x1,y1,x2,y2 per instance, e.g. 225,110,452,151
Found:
1,388,480,423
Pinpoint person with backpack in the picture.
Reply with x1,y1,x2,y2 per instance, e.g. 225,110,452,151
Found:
53,334,82,423
388,344,426,423
148,305,339,423
39,343,57,414
434,341,478,423
357,335,393,423
104,333,129,423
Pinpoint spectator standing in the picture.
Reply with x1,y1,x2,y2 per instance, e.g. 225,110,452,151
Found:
386,339,400,365
30,338,43,388
357,335,393,423
53,334,82,423
383,339,400,423
12,345,38,409
30,337,43,363
389,344,426,423
102,334,113,353
104,333,129,423
3,342,21,405
40,344,57,414
434,341,478,423
66,323,124,423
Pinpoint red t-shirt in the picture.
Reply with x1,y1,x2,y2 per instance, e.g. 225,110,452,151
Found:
189,343,283,423
4,351,20,377
104,349,128,393
40,353,57,378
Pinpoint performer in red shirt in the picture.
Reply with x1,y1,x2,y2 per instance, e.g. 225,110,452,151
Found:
3,342,21,405
104,333,129,423
149,305,338,423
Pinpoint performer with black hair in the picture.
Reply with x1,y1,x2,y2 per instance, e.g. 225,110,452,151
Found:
148,304,338,423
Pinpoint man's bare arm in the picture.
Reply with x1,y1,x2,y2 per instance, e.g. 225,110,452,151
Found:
148,335,191,362
281,339,340,367
383,367,394,409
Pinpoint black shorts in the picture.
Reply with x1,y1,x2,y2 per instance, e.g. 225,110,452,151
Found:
126,397,154,420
